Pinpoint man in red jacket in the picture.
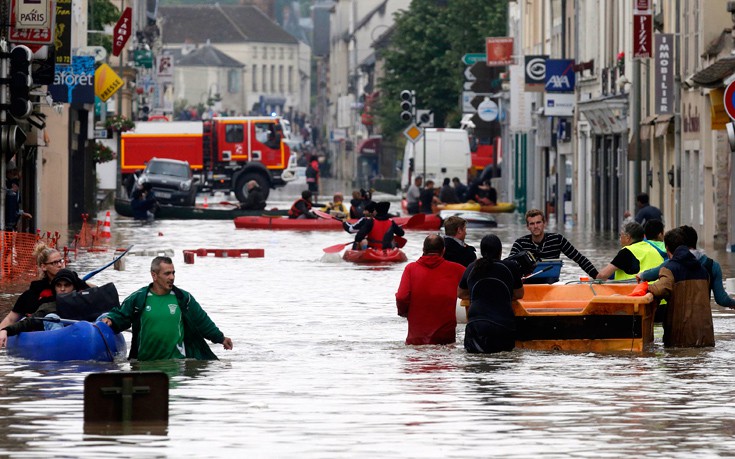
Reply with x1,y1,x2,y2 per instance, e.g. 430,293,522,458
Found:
395,234,466,345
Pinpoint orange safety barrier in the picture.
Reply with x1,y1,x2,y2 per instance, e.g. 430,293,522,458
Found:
1,230,58,282
182,248,265,264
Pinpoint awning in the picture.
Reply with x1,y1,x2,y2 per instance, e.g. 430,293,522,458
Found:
654,114,674,137
358,137,381,155
577,96,628,135
640,115,657,140
690,57,735,88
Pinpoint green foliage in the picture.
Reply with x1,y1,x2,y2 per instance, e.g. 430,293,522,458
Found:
376,0,507,140
88,0,119,55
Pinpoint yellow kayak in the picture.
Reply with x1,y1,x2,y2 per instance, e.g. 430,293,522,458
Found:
436,201,516,213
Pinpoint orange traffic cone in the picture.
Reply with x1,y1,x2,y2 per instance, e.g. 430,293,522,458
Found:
100,211,111,238
202,196,208,208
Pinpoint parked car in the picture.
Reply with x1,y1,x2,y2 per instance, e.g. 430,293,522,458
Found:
137,157,198,206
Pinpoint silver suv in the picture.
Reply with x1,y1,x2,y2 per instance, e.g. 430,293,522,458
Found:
137,158,198,206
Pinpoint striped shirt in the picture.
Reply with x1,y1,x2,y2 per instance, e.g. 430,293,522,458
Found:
510,232,599,278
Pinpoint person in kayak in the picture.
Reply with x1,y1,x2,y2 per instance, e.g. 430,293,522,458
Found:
239,180,267,211
353,201,404,250
343,201,376,234
395,234,465,345
459,234,524,354
0,243,91,347
510,209,599,279
288,190,318,219
102,256,233,361
442,216,476,267
322,192,349,220
0,269,114,342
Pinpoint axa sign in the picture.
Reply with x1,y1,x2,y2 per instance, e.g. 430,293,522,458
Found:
544,59,576,93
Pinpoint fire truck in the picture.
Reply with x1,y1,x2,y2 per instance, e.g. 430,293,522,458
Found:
120,117,298,201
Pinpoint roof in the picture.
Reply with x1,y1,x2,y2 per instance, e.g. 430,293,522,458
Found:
691,57,735,88
177,45,243,68
159,5,299,45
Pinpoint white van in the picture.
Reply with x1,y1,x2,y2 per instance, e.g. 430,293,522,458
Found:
401,128,472,190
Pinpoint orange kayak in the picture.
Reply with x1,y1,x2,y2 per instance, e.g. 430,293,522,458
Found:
234,215,442,231
342,248,408,264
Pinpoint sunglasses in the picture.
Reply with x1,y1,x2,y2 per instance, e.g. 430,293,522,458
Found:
44,259,64,266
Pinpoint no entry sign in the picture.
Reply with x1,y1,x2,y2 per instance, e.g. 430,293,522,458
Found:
724,81,735,120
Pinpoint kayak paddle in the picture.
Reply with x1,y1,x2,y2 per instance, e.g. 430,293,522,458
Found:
82,245,134,281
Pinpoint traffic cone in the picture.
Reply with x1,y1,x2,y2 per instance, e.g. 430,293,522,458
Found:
202,196,208,208
99,211,111,238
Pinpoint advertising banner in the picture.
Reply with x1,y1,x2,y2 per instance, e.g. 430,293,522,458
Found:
49,56,95,105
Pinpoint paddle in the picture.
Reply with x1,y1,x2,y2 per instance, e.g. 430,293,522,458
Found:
522,265,553,282
82,245,134,281
313,209,338,220
322,214,423,253
219,201,240,207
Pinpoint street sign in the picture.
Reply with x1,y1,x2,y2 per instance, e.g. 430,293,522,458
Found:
403,123,423,143
723,80,735,120
462,53,486,65
112,7,133,57
416,110,433,127
477,98,499,122
464,66,476,81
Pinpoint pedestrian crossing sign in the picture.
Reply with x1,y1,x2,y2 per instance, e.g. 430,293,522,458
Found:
403,123,423,143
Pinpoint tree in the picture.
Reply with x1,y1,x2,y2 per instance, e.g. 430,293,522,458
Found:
376,0,507,139
88,0,120,54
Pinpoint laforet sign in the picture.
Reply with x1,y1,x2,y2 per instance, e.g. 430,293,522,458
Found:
49,56,95,106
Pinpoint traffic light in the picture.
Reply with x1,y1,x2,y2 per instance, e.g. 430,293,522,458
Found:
399,89,414,122
9,45,33,119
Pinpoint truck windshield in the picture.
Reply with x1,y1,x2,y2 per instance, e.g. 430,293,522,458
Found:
147,162,190,178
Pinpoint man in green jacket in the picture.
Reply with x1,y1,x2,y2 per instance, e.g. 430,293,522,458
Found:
102,256,233,361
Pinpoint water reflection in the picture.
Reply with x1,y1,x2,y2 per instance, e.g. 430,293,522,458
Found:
1,191,735,456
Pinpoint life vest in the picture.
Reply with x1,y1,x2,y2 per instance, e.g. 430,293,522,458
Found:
614,240,665,280
367,219,393,249
288,198,312,218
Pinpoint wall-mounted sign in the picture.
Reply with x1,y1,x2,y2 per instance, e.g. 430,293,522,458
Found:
16,0,52,29
655,34,674,115
545,59,576,93
49,56,95,105
633,13,653,59
94,63,124,102
524,55,547,91
486,37,513,66
54,0,72,65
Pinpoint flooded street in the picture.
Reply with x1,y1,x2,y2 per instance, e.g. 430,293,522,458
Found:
1,185,735,457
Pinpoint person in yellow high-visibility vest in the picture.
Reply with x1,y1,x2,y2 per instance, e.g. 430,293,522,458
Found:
596,222,664,280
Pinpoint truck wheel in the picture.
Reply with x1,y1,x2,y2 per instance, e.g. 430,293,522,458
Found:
234,173,270,202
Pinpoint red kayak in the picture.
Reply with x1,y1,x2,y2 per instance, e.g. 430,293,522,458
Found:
234,215,442,231
342,248,408,263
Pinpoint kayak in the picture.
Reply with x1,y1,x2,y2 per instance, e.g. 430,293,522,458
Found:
513,284,656,352
234,214,443,231
435,202,516,213
6,321,126,362
524,260,563,284
438,210,497,228
343,248,408,263
115,197,288,220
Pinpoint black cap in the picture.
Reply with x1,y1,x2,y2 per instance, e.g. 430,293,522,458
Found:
302,190,312,200
364,202,377,213
51,268,78,288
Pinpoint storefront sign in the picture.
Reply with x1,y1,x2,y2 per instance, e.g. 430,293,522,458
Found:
655,34,674,114
524,55,547,91
486,37,514,66
94,63,124,102
633,14,653,59
545,59,576,93
49,56,95,105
